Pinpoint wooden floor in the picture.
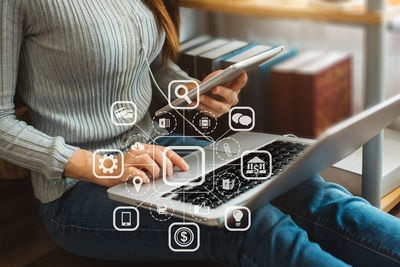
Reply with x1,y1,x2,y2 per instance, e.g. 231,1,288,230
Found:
1,178,400,267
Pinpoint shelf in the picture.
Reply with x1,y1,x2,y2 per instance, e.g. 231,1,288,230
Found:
180,0,400,25
382,185,400,212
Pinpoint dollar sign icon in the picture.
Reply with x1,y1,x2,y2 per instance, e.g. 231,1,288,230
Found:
174,227,194,247
253,164,260,175
180,231,188,242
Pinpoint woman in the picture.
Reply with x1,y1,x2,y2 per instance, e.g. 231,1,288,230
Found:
1,0,400,266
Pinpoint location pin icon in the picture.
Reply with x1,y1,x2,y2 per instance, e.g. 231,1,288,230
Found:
133,176,143,192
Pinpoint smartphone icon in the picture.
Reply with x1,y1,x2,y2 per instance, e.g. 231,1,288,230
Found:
121,212,131,226
113,207,139,231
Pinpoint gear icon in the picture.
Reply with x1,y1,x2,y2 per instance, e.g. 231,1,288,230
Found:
98,154,118,174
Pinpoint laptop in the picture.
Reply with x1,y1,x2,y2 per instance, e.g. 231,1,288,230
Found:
108,93,400,227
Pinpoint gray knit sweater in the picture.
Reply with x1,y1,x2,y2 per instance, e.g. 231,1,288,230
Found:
0,0,190,203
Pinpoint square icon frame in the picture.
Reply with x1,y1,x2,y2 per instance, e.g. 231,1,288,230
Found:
240,150,272,180
225,206,251,232
168,80,200,110
162,146,205,187
168,222,200,252
113,206,139,231
111,101,137,126
93,149,124,179
152,136,215,195
229,106,255,132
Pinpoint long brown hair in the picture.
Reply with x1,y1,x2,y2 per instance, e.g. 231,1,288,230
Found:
143,0,180,63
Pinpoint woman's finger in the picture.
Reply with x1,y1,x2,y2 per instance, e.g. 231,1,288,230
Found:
200,95,231,114
133,154,160,179
123,167,150,184
165,148,190,171
203,69,223,82
211,86,239,105
152,148,174,177
230,71,248,92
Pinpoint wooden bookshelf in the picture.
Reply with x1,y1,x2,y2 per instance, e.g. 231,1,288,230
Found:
180,0,400,25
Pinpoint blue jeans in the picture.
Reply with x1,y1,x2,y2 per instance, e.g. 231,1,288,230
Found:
39,136,400,266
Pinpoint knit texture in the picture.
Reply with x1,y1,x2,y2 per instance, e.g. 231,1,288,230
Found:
0,0,190,202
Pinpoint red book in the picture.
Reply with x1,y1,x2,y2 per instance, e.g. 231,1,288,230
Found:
293,51,352,138
270,51,325,135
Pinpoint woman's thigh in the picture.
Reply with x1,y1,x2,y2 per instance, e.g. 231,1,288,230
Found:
272,175,400,266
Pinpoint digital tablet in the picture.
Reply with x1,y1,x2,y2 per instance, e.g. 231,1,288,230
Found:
155,45,285,116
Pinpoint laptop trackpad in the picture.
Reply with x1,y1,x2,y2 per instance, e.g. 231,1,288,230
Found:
153,148,217,192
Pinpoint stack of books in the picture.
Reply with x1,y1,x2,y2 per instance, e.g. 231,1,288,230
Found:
178,36,298,133
178,36,352,137
271,50,352,138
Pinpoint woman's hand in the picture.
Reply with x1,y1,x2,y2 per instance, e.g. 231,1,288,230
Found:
116,143,189,186
63,145,189,188
190,70,248,118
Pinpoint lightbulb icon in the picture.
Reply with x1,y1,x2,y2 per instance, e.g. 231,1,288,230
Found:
233,209,243,227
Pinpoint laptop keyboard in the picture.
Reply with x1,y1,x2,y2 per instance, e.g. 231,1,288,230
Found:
163,140,308,209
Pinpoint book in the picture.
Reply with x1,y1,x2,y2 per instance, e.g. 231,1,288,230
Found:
293,51,352,138
255,49,298,132
179,38,230,78
246,48,299,132
196,40,249,80
270,50,326,134
180,35,212,52
219,44,298,131
219,44,296,131
320,128,400,200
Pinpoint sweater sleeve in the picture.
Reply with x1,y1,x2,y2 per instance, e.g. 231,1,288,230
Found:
0,0,79,181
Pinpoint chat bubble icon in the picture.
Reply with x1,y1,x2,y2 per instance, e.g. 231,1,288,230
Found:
229,107,255,131
239,115,252,126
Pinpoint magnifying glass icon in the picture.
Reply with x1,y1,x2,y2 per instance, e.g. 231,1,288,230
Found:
175,85,192,104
